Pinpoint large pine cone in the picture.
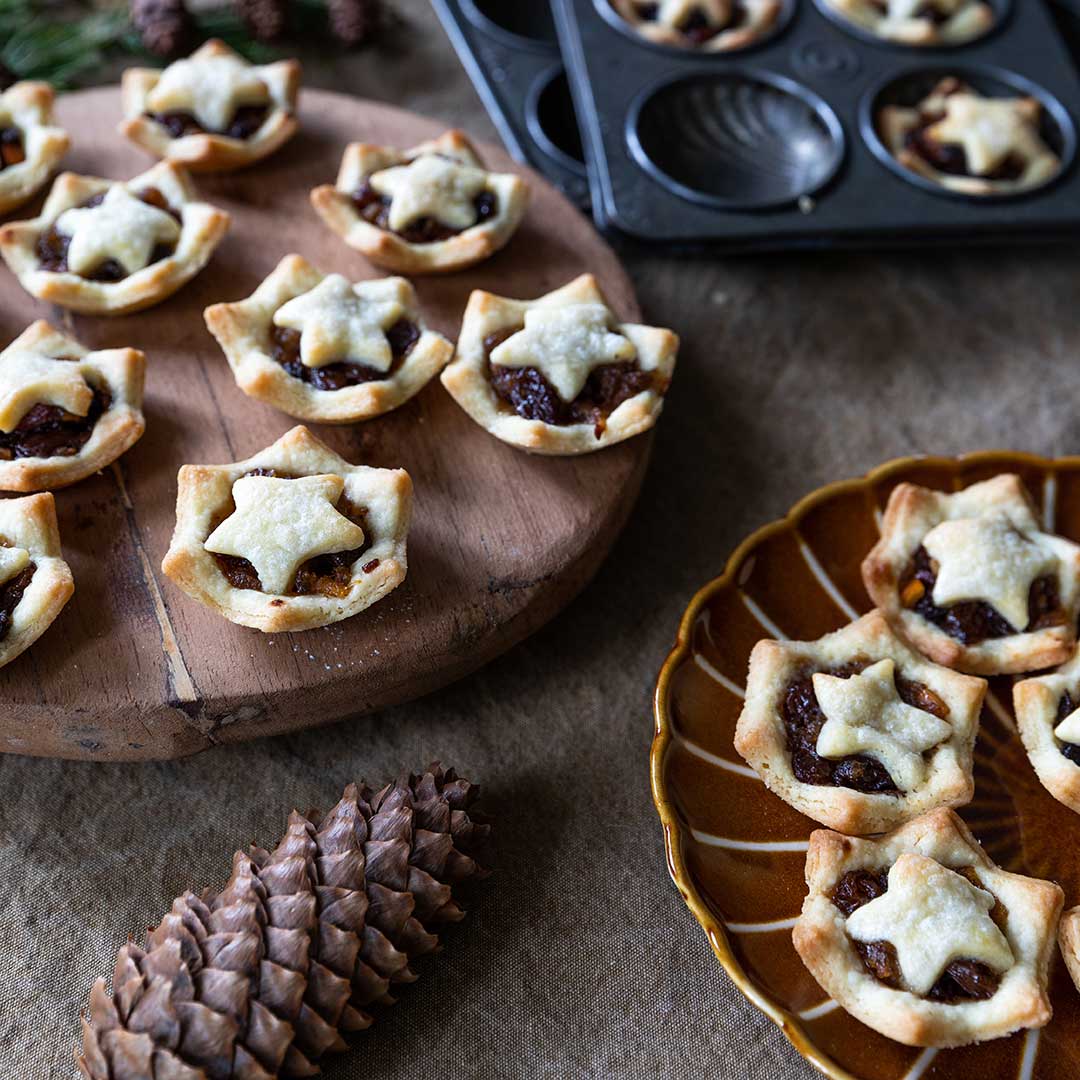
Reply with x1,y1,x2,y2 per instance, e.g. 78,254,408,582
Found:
77,764,489,1079
327,0,381,46
130,0,193,56
234,0,288,41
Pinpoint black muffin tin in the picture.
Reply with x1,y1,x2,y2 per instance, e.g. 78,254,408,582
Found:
433,0,1080,250
431,0,592,208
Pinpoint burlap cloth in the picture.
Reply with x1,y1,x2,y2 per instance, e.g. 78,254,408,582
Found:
4,4,1076,1076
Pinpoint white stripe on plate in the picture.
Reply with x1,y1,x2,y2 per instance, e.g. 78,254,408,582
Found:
675,734,760,779
1044,475,1057,533
740,593,789,640
725,916,798,934
984,690,1017,733
797,1000,839,1022
798,539,860,621
692,653,746,698
905,1048,938,1080
1019,1029,1040,1080
689,829,809,853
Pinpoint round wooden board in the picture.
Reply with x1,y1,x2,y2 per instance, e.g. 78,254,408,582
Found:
0,87,649,761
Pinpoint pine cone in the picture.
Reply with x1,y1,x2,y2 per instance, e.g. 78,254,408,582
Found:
327,0,381,46
130,0,193,57
234,0,288,42
77,764,490,1079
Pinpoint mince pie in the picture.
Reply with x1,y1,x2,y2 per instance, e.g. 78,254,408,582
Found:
0,81,69,215
204,254,453,423
733,610,985,834
864,475,1080,675
0,160,229,315
0,321,145,492
0,492,73,670
608,0,781,50
877,78,1061,197
794,809,1062,1048
1060,906,1080,994
310,129,529,275
1014,650,1080,816
441,273,678,455
161,425,411,633
822,0,995,45
120,39,301,173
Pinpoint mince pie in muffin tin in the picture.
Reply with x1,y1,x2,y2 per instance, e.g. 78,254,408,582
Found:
0,492,73,669
204,254,453,423
120,39,301,172
734,610,985,834
310,129,529,274
794,809,1063,1048
0,81,69,215
441,273,678,455
0,321,145,492
821,0,995,46
607,0,782,51
161,425,411,633
0,160,229,315
864,474,1080,674
877,78,1061,197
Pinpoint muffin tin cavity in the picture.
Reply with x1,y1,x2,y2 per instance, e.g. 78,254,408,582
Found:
461,0,559,46
527,67,587,175
861,66,1076,201
811,0,1011,50
629,73,844,209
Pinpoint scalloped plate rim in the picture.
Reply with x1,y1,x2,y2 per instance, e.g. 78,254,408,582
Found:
650,449,1080,1080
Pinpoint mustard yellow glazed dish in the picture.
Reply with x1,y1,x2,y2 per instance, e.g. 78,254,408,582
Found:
652,452,1080,1080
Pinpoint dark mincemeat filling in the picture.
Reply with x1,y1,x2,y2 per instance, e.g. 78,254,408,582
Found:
0,562,35,642
351,172,498,245
0,385,111,461
483,326,664,439
831,868,1004,1003
213,469,380,599
147,104,269,141
1056,690,1080,765
0,127,25,170
630,1,749,41
269,318,420,392
783,659,950,795
36,186,180,281
900,545,1065,646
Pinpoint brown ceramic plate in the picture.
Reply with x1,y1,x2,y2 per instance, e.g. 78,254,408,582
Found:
651,452,1080,1080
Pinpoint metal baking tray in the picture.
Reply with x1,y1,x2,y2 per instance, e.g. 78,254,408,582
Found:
430,0,591,209
551,0,1080,249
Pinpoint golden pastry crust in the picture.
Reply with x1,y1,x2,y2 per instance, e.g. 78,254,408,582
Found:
440,273,678,456
863,475,1080,675
733,610,985,834
119,39,300,173
1013,650,1080,815
877,79,1060,197
0,160,229,316
608,0,781,50
822,0,994,44
203,254,453,424
0,81,69,214
310,129,528,275
794,809,1063,1048
161,425,411,633
0,492,73,669
0,321,145,492
1060,906,1080,993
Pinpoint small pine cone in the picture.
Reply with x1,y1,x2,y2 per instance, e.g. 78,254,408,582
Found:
234,0,287,41
130,0,193,56
77,764,490,1079
327,0,381,46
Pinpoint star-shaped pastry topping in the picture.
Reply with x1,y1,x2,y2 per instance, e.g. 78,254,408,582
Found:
205,474,365,596
272,275,407,371
0,351,92,433
923,513,1058,632
926,93,1044,177
0,545,30,586
813,659,951,791
146,52,270,133
656,0,730,25
489,302,637,403
369,154,489,234
55,186,181,278
1055,704,1080,745
846,853,1014,995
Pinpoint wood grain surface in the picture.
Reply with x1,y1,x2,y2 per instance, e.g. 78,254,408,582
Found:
0,86,648,762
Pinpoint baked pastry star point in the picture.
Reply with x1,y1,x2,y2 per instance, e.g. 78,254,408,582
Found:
490,302,637,402
0,544,30,585
0,350,92,432
846,852,1014,995
370,154,489,233
204,473,366,595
